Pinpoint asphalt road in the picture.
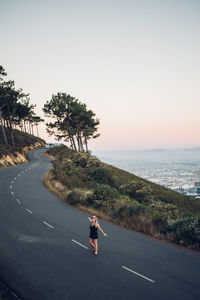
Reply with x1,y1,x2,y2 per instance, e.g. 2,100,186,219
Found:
0,148,200,300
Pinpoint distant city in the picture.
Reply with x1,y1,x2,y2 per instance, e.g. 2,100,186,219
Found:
127,162,200,198
94,148,200,199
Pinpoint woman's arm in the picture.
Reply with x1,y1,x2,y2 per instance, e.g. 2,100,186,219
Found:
98,224,108,236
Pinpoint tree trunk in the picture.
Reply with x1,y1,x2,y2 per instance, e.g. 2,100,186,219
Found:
7,104,14,146
24,120,26,133
36,124,39,137
80,135,84,152
76,135,80,152
84,136,88,152
71,135,77,151
0,110,8,144
70,137,74,150
3,118,6,128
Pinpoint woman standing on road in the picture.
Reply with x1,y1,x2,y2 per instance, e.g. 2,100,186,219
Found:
88,215,107,255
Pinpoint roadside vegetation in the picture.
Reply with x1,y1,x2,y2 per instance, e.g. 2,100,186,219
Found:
0,66,45,165
44,145,200,250
0,127,45,157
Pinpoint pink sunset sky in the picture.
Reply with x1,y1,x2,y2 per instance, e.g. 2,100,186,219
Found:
0,0,199,150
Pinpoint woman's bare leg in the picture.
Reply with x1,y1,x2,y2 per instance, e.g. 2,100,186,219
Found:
89,238,95,249
93,239,98,254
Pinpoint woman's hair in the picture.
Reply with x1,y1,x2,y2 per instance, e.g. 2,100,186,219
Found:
92,215,99,228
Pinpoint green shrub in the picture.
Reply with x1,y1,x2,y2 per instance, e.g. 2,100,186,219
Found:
149,201,179,219
72,152,101,168
47,144,73,158
120,180,153,203
52,160,89,189
155,191,174,204
116,204,145,218
167,217,200,248
152,213,168,233
86,166,116,186
87,185,119,208
66,191,80,204
72,153,89,168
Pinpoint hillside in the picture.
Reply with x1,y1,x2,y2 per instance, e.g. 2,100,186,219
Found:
44,145,200,249
0,127,45,167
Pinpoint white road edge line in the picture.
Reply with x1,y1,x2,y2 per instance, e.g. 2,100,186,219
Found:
43,221,54,229
11,191,14,196
121,266,155,283
16,199,21,204
26,209,33,214
72,239,89,249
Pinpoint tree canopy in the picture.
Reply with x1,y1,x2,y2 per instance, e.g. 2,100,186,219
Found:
0,66,43,145
43,93,100,152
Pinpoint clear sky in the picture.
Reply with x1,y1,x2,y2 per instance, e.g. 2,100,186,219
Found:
0,0,199,150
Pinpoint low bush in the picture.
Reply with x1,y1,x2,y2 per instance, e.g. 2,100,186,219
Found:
66,191,81,205
87,185,119,209
167,217,200,248
72,152,101,168
86,166,116,186
52,160,88,189
120,180,153,203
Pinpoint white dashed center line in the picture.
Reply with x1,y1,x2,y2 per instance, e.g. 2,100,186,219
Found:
10,185,12,189
11,191,14,196
18,174,20,177
42,221,54,229
16,199,21,204
72,239,89,249
26,208,33,214
121,266,155,283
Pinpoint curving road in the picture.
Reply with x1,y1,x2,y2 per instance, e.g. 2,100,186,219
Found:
0,148,200,300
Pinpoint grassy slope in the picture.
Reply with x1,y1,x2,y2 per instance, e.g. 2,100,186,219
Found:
45,145,200,249
0,126,45,157
105,164,200,216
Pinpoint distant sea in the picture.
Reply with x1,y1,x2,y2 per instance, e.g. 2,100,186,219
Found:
92,148,200,194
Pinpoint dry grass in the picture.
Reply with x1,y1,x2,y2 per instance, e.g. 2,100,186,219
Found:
43,170,70,200
43,170,92,205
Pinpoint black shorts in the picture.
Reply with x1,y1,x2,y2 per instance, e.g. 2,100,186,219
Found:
89,233,98,239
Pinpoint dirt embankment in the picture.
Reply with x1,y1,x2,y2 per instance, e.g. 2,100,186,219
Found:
0,142,43,168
